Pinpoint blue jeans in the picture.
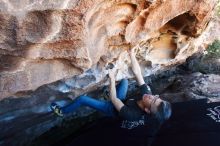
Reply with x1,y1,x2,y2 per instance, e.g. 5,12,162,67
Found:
61,79,128,116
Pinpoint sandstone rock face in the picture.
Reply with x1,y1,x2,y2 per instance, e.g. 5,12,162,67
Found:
0,0,218,99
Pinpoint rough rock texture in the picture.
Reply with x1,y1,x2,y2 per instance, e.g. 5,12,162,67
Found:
0,0,218,99
153,72,220,102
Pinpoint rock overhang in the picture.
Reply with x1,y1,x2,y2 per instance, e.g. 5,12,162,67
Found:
0,0,218,99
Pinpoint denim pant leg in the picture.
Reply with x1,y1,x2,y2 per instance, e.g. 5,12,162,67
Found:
61,95,115,116
116,79,128,101
61,79,128,116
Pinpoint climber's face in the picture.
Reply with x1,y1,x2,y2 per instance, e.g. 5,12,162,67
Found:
142,94,162,114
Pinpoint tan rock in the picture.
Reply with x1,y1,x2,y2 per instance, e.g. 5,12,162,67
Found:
125,0,216,43
0,0,218,99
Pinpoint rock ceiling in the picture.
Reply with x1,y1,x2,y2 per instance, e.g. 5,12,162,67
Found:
0,0,218,99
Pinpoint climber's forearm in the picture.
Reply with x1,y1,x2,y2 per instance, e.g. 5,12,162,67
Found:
130,52,145,86
109,78,124,111
134,72,145,86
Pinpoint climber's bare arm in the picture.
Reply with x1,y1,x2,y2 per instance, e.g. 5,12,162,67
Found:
108,69,124,112
129,47,145,86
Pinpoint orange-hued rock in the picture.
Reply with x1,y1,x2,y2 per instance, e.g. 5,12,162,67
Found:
125,0,216,43
0,0,218,99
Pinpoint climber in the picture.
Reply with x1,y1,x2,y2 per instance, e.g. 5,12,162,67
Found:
50,47,172,128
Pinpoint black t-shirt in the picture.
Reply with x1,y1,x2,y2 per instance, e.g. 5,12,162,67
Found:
118,84,156,130
152,99,220,146
68,116,161,146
